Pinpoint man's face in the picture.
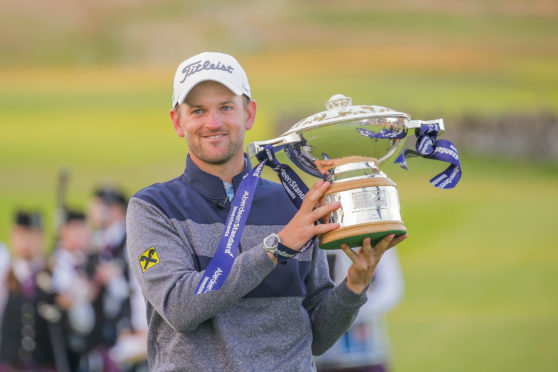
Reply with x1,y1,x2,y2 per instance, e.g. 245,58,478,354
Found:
11,226,43,261
60,221,90,253
170,81,256,166
87,197,109,229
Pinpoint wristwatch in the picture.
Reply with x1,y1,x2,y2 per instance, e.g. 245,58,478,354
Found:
263,233,298,264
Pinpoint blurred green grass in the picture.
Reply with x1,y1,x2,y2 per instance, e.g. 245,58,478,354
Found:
388,156,558,371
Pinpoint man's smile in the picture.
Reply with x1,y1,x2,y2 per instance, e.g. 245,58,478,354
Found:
201,133,228,142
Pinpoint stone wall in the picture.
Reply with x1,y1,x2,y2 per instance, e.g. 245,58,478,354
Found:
275,112,558,163
452,112,558,162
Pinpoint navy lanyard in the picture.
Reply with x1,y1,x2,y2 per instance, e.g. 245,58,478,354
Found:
195,146,312,294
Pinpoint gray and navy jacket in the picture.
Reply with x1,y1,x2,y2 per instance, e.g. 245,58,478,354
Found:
126,155,367,372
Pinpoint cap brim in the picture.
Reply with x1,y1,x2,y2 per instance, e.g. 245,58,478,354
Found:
174,73,245,107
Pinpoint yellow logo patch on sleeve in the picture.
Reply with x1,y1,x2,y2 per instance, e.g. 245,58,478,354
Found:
139,247,160,272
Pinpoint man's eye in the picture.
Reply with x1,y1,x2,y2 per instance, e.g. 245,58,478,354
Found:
192,109,203,115
221,105,232,111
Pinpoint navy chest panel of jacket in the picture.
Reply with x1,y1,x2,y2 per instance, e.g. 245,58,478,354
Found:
135,174,310,299
135,177,299,227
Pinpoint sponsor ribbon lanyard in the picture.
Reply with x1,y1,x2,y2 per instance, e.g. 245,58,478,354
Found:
394,123,462,189
195,145,313,294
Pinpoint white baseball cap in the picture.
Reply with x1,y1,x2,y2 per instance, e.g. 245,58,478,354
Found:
172,51,251,108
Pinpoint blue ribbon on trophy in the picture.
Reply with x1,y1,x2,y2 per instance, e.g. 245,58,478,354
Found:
358,123,461,189
393,123,461,189
195,145,313,294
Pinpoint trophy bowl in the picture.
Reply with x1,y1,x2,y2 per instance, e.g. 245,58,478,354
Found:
248,94,445,250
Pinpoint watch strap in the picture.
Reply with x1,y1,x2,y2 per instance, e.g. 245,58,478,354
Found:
274,243,299,264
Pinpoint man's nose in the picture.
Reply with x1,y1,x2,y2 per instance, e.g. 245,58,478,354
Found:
205,110,222,129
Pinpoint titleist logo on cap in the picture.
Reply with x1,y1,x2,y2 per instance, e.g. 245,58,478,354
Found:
179,60,235,83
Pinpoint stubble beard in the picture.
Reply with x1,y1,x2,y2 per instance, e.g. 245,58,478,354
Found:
188,130,245,165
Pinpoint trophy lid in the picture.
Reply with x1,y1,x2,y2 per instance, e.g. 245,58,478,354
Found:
247,94,444,179
283,94,411,136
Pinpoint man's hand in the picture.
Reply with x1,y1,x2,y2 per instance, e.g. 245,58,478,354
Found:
278,179,341,251
342,234,407,294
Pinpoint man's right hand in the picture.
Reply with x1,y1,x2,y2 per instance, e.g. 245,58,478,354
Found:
278,179,341,251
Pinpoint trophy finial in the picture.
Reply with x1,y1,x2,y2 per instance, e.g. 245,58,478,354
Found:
326,94,352,111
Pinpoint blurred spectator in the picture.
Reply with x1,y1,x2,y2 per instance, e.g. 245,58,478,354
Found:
0,210,57,371
51,209,96,371
315,248,404,372
88,186,128,274
87,186,148,372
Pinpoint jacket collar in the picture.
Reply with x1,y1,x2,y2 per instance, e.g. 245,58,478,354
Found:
181,154,253,202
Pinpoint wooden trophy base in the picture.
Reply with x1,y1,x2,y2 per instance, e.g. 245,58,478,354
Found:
319,221,407,250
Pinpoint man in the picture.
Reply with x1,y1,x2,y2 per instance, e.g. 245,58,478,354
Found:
87,186,148,371
87,186,132,335
315,248,404,372
0,211,56,371
126,51,406,371
50,209,96,371
88,186,129,277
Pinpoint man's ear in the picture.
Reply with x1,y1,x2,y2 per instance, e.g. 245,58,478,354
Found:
170,107,185,137
245,100,257,131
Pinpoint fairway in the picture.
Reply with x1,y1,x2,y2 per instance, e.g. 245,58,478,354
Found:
388,157,558,371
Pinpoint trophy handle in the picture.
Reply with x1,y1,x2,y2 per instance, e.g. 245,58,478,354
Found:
247,133,302,158
406,119,445,134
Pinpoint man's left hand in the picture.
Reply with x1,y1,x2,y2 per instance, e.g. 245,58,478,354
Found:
341,234,407,294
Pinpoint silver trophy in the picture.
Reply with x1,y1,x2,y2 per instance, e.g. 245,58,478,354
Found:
248,94,445,250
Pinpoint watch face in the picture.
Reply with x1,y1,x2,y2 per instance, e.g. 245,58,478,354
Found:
264,233,279,249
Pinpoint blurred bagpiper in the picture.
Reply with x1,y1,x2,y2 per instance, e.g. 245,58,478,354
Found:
0,210,57,372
